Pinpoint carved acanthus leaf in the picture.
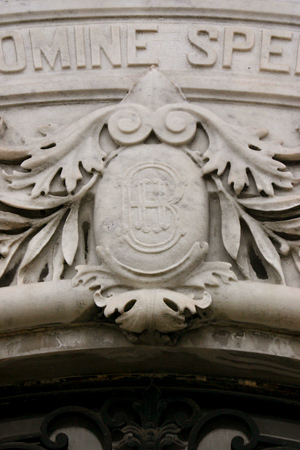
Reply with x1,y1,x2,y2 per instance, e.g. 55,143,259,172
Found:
156,104,297,195
4,121,107,198
61,202,80,266
0,232,29,279
241,211,285,282
202,124,294,196
261,219,300,270
263,217,300,235
0,210,39,230
0,171,99,284
0,211,38,277
17,208,66,283
73,265,120,291
214,177,285,283
218,190,241,260
238,194,300,212
0,210,64,281
236,194,300,276
183,261,238,288
73,260,240,334
94,289,212,334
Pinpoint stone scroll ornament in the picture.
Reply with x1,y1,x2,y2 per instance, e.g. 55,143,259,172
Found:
0,68,300,339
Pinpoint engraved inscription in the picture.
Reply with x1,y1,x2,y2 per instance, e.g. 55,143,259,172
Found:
90,25,121,68
74,26,86,68
0,23,299,76
187,25,219,67
223,26,255,68
0,30,26,73
118,162,186,254
30,27,71,70
127,24,159,66
260,29,292,73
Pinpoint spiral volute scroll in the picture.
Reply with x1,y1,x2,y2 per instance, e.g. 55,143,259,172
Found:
40,406,111,450
188,409,260,450
108,106,152,145
153,106,197,145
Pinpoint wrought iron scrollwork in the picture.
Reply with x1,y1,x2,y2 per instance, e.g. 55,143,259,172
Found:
39,406,111,450
0,406,111,450
100,382,200,449
1,385,300,450
188,408,300,450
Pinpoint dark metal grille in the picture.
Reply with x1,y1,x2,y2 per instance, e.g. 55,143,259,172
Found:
0,383,300,450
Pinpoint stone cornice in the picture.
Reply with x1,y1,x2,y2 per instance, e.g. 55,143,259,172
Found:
0,0,300,26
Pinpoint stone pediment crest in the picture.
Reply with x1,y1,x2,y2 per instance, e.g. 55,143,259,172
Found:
0,68,300,343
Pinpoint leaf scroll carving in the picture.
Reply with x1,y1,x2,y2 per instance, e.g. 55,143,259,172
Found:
1,110,112,197
153,103,298,195
213,176,286,283
0,106,115,283
202,125,295,196
94,288,212,334
0,68,300,340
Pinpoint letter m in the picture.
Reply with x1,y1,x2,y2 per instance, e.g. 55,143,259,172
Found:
30,27,71,70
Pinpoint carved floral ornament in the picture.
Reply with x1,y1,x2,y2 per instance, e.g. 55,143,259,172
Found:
1,68,300,341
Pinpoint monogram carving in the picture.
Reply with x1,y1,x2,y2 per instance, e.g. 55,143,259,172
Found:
118,161,186,252
1,67,300,342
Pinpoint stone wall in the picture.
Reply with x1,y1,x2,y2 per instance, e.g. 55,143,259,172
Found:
0,3,300,447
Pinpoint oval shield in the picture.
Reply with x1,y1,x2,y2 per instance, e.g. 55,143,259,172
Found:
94,144,209,286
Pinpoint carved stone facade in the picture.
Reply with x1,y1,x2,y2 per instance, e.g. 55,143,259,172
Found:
1,1,300,448
1,62,300,341
0,64,299,340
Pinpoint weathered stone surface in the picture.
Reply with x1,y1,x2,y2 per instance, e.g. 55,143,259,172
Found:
0,0,300,384
1,324,300,388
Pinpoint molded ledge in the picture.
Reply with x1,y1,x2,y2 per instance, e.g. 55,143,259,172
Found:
0,280,298,334
0,281,300,387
